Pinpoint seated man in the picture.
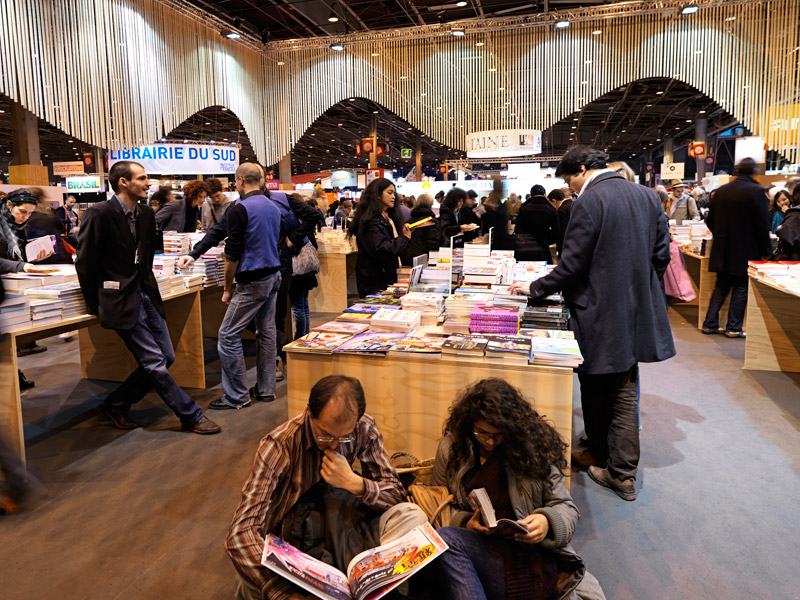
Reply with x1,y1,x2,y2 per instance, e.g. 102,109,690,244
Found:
226,375,426,600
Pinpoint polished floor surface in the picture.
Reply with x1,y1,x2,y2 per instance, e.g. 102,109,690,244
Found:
2,305,799,599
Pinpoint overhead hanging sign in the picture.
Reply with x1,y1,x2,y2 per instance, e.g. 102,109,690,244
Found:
53,161,85,177
466,129,542,159
66,175,102,193
660,163,685,179
400,148,413,159
107,143,240,175
330,170,358,187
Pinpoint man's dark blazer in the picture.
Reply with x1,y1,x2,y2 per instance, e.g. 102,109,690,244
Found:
529,172,675,374
76,196,163,330
706,175,770,277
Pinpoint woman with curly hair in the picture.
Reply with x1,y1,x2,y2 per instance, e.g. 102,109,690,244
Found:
431,379,605,600
155,179,208,232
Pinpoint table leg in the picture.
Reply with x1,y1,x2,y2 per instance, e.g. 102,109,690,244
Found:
0,334,24,462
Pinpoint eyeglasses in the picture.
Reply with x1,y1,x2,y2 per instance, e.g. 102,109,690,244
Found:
315,433,355,445
473,429,504,443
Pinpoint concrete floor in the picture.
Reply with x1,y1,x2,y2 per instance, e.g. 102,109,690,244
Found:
2,305,799,599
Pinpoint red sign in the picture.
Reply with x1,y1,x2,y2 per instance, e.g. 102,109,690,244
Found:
645,163,654,173
688,142,706,158
705,157,715,166
265,179,280,190
83,152,95,169
361,139,375,154
355,143,362,156
438,165,447,174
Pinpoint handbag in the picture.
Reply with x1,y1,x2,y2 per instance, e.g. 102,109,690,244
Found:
292,241,320,276
663,241,697,302
391,451,453,528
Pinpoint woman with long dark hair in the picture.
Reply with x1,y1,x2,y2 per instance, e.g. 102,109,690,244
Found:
347,178,410,297
431,379,605,600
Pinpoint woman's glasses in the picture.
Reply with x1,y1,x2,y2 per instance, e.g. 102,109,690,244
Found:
473,429,504,443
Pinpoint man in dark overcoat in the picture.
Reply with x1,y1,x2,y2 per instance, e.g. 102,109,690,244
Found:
701,158,771,337
511,146,675,501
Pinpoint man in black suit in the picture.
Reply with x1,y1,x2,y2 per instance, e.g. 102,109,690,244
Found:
511,147,675,501
75,161,220,434
701,158,771,337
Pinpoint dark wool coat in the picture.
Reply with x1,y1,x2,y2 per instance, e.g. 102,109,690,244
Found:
438,205,461,243
354,215,410,298
514,195,561,263
706,175,771,276
556,198,574,254
403,206,443,266
528,172,675,374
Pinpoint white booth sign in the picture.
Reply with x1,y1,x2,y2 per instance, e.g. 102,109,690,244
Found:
108,143,239,175
330,170,358,187
660,163,685,180
66,175,102,193
466,129,542,159
53,161,85,176
734,136,767,165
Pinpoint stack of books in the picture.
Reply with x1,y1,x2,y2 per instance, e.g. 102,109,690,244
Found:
1,273,52,293
285,331,355,353
163,233,192,254
511,262,553,286
156,274,186,297
490,285,529,308
333,331,407,355
183,274,204,290
441,334,489,359
520,305,570,331
470,305,519,334
463,266,501,286
312,321,370,335
153,254,178,276
526,334,584,368
316,228,357,253
24,283,88,318
484,335,532,364
462,243,491,270
401,292,445,326
187,249,224,287
748,261,800,294
29,299,64,326
369,308,421,332
0,293,31,333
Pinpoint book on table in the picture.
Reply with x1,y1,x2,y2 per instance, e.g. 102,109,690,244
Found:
441,334,489,356
333,331,408,354
285,332,354,353
467,488,528,536
387,336,445,355
313,321,371,335
261,523,448,600
484,335,532,363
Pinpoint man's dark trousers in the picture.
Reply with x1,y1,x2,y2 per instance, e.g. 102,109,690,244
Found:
578,364,639,481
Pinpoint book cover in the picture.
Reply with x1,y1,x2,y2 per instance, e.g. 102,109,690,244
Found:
388,337,445,354
485,336,532,360
441,334,489,355
334,332,408,353
285,332,353,353
313,321,370,335
467,488,528,536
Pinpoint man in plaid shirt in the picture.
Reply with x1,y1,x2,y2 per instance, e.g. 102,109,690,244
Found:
226,375,427,599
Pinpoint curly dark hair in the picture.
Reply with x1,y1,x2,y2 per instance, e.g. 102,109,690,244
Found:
182,179,210,203
443,378,568,483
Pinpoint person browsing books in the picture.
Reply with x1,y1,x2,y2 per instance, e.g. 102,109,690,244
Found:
347,178,411,297
226,375,427,600
430,379,606,600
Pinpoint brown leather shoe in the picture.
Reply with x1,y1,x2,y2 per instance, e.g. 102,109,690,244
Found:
588,466,637,501
99,404,138,430
182,416,221,435
571,449,600,471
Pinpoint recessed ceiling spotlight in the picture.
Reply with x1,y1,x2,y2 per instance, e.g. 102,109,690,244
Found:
656,91,664,95
555,19,569,29
592,30,602,35
328,12,339,23
699,110,706,114
680,4,699,15
456,1,468,6
330,43,344,52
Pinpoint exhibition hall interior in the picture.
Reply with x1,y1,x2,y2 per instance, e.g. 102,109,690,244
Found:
0,0,799,599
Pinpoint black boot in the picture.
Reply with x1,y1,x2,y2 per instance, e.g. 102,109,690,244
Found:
18,370,35,390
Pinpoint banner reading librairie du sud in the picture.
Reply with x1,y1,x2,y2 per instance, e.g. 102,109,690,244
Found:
107,143,239,175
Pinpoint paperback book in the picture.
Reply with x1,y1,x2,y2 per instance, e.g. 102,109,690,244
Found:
333,332,408,354
312,321,371,335
285,332,354,353
387,336,445,355
467,488,528,536
484,335,532,363
441,334,489,356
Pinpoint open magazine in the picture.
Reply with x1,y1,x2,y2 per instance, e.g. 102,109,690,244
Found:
467,488,528,536
261,522,448,600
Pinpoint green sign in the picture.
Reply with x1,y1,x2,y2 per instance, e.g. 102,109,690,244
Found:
400,148,413,159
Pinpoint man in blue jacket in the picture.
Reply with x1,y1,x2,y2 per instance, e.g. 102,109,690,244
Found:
211,163,282,409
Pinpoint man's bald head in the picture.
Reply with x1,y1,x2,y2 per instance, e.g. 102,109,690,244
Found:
236,162,264,188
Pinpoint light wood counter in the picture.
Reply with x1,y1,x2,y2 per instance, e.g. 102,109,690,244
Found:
286,350,574,466
308,251,358,313
679,248,735,330
744,276,800,372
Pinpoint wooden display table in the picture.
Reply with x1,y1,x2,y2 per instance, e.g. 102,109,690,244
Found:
680,248,734,330
308,251,358,313
285,350,574,464
744,276,800,372
1,287,214,462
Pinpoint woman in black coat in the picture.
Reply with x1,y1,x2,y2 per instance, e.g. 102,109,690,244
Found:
402,193,442,265
439,187,469,244
776,187,800,260
514,184,561,263
348,178,410,297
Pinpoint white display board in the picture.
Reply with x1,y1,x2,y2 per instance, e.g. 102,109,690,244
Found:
108,143,239,175
466,129,542,158
660,163,685,180
734,136,767,165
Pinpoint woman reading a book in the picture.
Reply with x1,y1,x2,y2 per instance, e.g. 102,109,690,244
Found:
430,379,605,600
347,178,411,298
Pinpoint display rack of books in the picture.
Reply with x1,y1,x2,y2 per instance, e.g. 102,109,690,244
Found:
162,232,192,254
153,254,178,276
316,227,357,253
671,223,712,255
744,261,800,373
0,294,31,333
24,283,88,318
470,305,519,334
444,292,492,333
308,232,359,312
678,246,736,329
400,292,445,325
183,248,224,287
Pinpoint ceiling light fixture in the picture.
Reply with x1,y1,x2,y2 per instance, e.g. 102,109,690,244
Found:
476,42,484,46
456,1,468,6
451,27,466,37
221,28,240,39
555,19,569,29
330,42,344,52
328,12,339,23
680,4,699,15
592,30,602,35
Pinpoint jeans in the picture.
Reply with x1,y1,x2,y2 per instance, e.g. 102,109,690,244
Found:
578,364,640,481
289,289,310,339
275,268,292,360
702,272,748,333
108,292,204,425
434,527,507,600
218,273,281,406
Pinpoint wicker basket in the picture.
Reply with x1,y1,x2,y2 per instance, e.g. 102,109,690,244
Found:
391,451,435,486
